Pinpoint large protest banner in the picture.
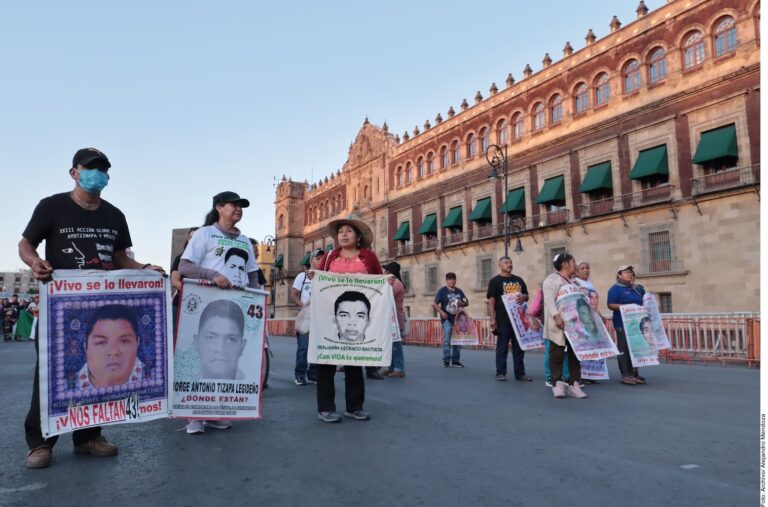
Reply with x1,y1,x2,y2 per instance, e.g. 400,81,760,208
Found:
309,272,396,367
555,284,619,361
173,280,267,420
620,304,660,367
450,309,480,346
580,359,609,380
502,295,544,350
643,293,671,350
39,269,172,437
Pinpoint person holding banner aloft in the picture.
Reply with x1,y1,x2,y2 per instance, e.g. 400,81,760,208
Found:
310,217,383,422
542,253,586,399
607,265,647,386
179,191,261,434
18,147,165,469
487,256,531,382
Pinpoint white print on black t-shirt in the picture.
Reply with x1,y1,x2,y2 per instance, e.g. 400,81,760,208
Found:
58,227,120,268
61,242,86,268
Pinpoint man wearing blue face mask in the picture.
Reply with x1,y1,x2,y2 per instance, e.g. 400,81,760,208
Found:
18,147,164,469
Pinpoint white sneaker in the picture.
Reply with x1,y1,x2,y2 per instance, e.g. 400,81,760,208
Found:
186,420,205,434
205,420,232,430
545,380,553,388
568,383,588,399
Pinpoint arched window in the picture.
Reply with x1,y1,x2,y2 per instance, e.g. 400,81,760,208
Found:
496,119,508,145
648,48,667,83
440,146,449,168
396,167,403,187
532,103,545,131
512,112,524,140
714,16,738,56
623,59,641,93
278,214,285,229
363,186,369,199
550,94,563,123
426,152,435,174
480,127,490,153
405,162,412,183
574,83,588,113
595,73,611,105
325,201,330,217
451,140,461,164
417,157,425,178
683,30,705,69
466,133,477,158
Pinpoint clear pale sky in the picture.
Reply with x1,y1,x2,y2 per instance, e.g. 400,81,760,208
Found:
0,0,665,271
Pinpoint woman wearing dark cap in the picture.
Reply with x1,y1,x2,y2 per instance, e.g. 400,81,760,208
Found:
179,191,261,434
382,261,406,378
311,217,383,422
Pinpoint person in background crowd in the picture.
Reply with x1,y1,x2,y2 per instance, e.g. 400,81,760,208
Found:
487,256,531,382
381,261,406,378
179,191,260,434
607,265,647,386
309,217,383,422
170,227,198,336
19,147,164,468
542,253,586,399
290,249,323,385
248,238,267,288
433,273,468,368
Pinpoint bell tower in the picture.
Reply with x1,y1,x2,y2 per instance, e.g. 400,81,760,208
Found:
273,176,307,318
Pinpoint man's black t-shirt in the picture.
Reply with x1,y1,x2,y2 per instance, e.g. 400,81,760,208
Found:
23,192,132,270
486,274,529,330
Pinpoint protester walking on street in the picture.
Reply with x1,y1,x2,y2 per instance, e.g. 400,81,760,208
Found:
19,147,164,468
382,261,406,378
433,273,468,368
607,265,647,386
179,191,260,434
290,249,324,385
542,253,586,399
487,256,531,382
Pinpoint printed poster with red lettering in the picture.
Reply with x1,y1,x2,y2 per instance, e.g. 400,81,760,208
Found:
39,269,173,437
172,280,267,420
555,284,619,361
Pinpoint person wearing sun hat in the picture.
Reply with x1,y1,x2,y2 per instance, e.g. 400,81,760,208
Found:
607,265,647,385
308,216,384,422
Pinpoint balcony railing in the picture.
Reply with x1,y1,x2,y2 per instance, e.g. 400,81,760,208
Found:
472,223,494,240
637,258,685,276
579,185,673,218
692,164,760,196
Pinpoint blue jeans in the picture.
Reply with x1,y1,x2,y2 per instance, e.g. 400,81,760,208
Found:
544,339,569,382
390,341,405,372
495,325,525,377
295,333,317,381
441,320,461,363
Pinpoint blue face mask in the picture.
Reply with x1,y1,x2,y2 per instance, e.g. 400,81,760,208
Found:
78,168,109,194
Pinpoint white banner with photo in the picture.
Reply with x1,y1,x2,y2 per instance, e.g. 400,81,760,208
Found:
580,359,609,380
643,292,671,350
173,280,267,420
620,304,660,367
309,272,397,367
450,309,480,346
555,284,619,361
502,295,544,350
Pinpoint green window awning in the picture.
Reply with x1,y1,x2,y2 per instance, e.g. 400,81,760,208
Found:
579,162,613,193
441,206,463,229
393,221,410,241
692,124,738,164
535,176,566,204
469,197,492,222
499,188,525,214
273,254,284,269
325,244,333,252
630,145,669,180
299,252,311,266
418,213,437,235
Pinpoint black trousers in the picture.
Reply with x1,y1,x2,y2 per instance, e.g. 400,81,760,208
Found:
548,341,581,384
316,364,364,413
24,335,101,449
615,328,636,377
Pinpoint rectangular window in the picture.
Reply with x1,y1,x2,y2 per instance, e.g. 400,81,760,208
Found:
640,224,679,274
478,258,493,289
402,270,411,294
545,240,568,271
657,292,673,313
426,266,438,293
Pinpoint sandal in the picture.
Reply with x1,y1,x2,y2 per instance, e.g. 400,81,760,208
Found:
633,376,647,384
621,377,638,385
496,374,507,381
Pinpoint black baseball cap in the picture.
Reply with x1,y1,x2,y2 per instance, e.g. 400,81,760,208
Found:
72,148,111,170
213,191,250,208
445,272,457,280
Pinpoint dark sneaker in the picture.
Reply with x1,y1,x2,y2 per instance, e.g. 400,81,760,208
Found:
73,436,118,457
344,410,370,421
443,361,450,368
496,374,507,381
317,411,342,423
26,444,52,469
451,361,465,368
294,377,308,386
366,371,385,380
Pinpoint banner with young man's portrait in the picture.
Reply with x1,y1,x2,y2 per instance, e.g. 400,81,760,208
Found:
642,293,671,350
620,304,660,367
450,309,480,346
173,280,267,420
502,295,544,350
555,284,619,361
308,272,397,367
39,269,173,437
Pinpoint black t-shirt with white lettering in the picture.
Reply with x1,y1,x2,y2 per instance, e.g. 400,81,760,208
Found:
22,192,132,271
486,274,528,329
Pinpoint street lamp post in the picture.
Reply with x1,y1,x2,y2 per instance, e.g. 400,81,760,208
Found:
486,144,510,257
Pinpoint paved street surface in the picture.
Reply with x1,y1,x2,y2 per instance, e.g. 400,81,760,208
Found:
0,337,758,507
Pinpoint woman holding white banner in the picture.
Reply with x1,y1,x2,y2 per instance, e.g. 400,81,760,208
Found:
606,265,647,386
542,253,586,399
179,191,261,434
311,217,383,423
